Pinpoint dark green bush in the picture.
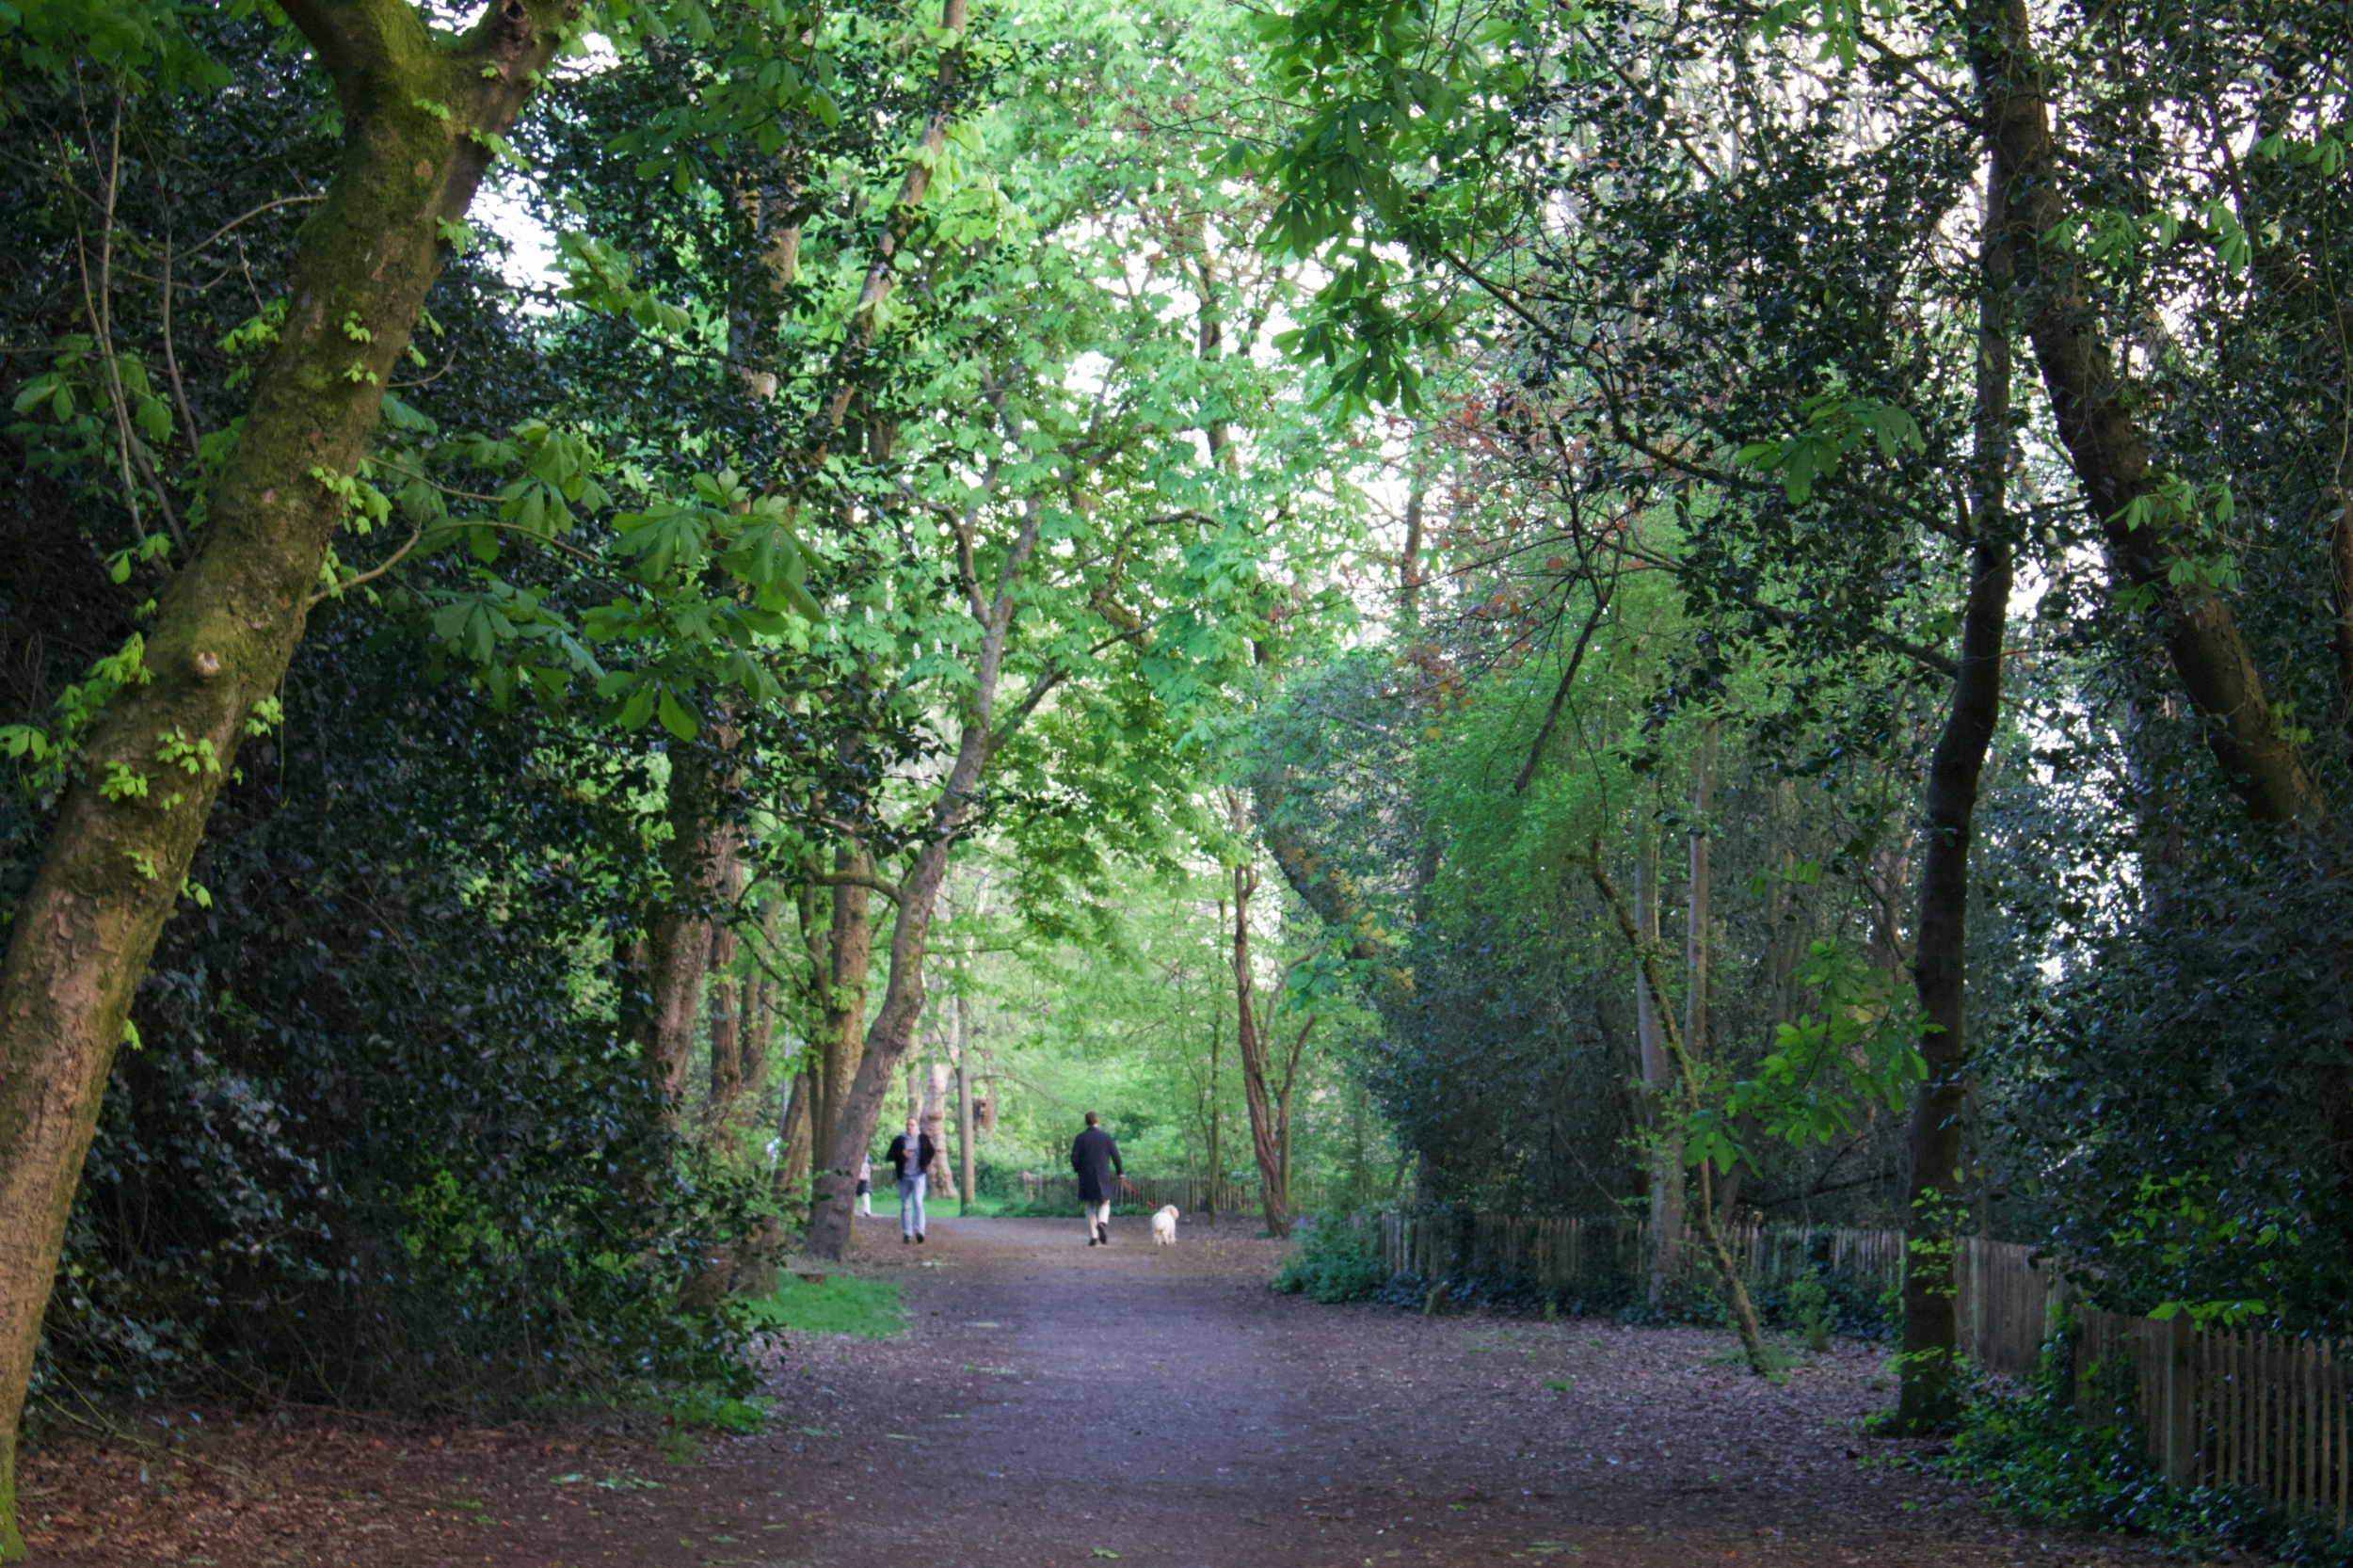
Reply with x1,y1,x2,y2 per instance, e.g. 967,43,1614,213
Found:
1272,1216,1390,1303
1941,1342,2353,1566
31,616,757,1416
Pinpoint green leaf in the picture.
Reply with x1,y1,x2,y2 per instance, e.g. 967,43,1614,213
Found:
655,685,697,740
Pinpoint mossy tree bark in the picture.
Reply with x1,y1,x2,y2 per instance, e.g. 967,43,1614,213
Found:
0,1,576,1553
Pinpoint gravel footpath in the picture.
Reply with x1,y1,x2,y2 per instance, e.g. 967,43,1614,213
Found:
18,1212,2164,1566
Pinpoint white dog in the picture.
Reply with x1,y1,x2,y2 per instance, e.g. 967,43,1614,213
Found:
1150,1205,1179,1245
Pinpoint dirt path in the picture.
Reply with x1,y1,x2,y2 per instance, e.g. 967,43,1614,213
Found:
23,1213,2160,1565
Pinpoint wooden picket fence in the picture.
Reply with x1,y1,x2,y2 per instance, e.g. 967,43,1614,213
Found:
1374,1209,1911,1302
1372,1207,2353,1533
2076,1309,2353,1530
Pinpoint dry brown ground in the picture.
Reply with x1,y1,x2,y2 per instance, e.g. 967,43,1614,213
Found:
19,1214,2169,1567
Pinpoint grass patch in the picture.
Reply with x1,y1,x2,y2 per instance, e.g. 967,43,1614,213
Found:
738,1272,904,1338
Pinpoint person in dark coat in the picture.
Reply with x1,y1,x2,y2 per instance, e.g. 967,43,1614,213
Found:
1070,1111,1123,1246
885,1117,938,1244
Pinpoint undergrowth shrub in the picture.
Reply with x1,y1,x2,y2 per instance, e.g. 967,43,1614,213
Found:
28,619,759,1419
1272,1216,1389,1303
1941,1337,2353,1566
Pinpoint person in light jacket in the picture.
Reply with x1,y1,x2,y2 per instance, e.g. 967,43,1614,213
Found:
1070,1111,1123,1246
885,1118,938,1244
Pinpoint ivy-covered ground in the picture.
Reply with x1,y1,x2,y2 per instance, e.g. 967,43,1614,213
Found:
20,1217,2167,1566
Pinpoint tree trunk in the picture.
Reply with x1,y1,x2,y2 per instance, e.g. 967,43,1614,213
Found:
803,501,1046,1261
707,918,743,1144
1972,0,2317,826
1586,850,1771,1374
645,744,729,1130
0,5,575,1548
1897,142,2018,1434
1207,944,1224,1214
954,985,976,1213
921,1060,956,1199
1865,838,1913,981
738,901,780,1114
1637,819,1683,1307
814,847,872,1160
1253,767,1414,1009
1400,472,1427,633
1228,849,1291,1240
1277,1013,1315,1213
1685,721,1716,1230
1685,722,1713,1064
2332,493,2353,731
778,1066,816,1194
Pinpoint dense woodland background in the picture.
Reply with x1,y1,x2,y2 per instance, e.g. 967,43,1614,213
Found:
0,0,2348,1493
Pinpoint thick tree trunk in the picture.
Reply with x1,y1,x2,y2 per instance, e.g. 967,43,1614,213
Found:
1897,147,2018,1434
707,920,743,1144
646,745,731,1129
1636,823,1682,1306
1972,0,2317,825
1229,856,1292,1239
0,4,573,1551
778,1066,816,1193
814,848,872,1160
737,901,779,1113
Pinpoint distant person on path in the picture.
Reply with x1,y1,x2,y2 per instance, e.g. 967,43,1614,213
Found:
886,1118,937,1244
856,1155,873,1217
1071,1112,1123,1246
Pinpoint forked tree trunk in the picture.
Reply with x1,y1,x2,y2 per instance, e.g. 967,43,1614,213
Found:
1897,143,2018,1435
0,3,575,1551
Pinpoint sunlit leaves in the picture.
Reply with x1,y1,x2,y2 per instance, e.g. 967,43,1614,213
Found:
1734,392,1925,504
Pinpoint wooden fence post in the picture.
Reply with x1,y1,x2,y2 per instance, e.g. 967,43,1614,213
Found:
2160,1311,2197,1487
